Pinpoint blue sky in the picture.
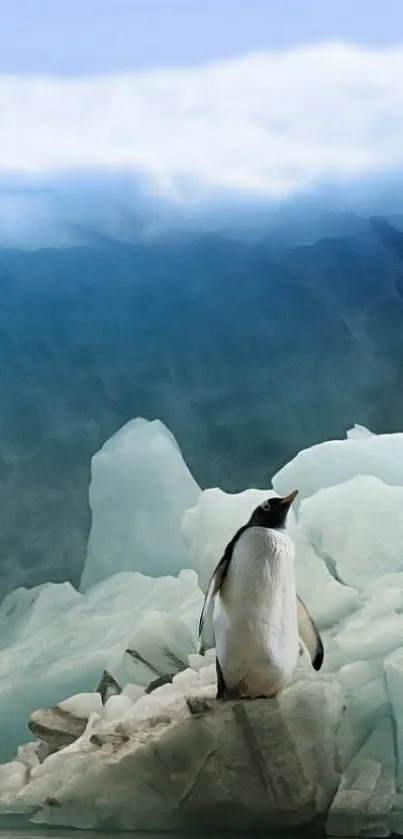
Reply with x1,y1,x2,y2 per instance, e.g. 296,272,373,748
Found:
1,0,403,75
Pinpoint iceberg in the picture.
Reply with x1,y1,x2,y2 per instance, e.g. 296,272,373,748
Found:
273,427,403,505
3,417,403,835
80,417,201,591
296,475,403,591
0,568,202,763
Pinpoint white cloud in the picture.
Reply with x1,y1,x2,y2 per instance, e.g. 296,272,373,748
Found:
2,42,403,198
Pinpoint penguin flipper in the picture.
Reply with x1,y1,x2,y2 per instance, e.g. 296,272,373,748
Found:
198,595,215,654
198,571,217,638
297,594,324,671
198,546,234,636
215,656,227,700
312,632,324,672
199,526,249,638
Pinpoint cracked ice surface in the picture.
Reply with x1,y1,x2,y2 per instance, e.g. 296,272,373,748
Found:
2,419,403,834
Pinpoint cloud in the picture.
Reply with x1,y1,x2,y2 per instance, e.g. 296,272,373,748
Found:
2,42,403,199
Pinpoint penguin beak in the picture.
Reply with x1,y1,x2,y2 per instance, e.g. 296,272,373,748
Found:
281,489,299,506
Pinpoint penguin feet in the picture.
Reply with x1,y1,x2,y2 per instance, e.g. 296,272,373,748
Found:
215,658,227,700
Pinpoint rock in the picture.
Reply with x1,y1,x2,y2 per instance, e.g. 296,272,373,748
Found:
13,677,343,831
27,691,102,751
96,670,122,704
145,674,173,694
185,695,216,715
28,707,88,749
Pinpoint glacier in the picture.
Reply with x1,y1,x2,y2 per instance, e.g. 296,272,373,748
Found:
2,418,403,834
3,208,403,602
80,417,201,590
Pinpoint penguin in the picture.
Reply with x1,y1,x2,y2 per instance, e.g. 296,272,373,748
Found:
199,491,323,700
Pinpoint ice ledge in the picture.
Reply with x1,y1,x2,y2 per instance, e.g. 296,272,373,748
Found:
0,648,400,836
0,652,343,833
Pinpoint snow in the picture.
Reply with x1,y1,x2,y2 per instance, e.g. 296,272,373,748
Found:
58,692,103,719
103,694,138,722
3,418,403,834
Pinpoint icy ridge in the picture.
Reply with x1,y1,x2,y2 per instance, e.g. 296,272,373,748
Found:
1,419,403,834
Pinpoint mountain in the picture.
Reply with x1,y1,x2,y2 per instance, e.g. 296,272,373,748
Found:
0,213,403,596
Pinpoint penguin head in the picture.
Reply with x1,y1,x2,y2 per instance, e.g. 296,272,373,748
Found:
249,490,298,530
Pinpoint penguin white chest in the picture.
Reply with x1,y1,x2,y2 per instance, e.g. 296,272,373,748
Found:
213,526,299,698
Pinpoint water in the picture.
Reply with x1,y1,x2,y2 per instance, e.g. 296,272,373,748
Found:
0,831,327,838
0,830,325,838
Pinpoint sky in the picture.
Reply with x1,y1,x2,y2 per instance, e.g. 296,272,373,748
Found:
1,0,403,75
1,2,403,210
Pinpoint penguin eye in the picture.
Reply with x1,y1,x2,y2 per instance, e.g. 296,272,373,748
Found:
261,501,271,511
